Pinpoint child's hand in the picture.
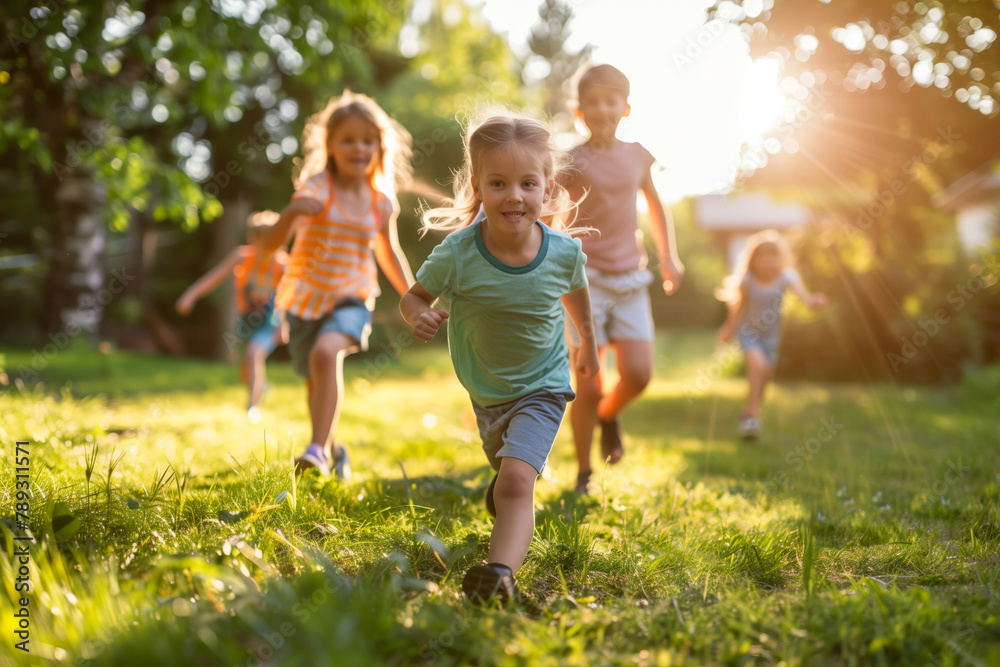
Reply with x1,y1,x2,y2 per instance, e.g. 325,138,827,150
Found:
175,293,195,316
660,257,685,295
413,308,449,341
717,326,733,344
575,343,599,378
809,293,828,309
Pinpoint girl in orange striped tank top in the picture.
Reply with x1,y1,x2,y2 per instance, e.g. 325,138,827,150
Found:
262,90,415,479
176,211,287,423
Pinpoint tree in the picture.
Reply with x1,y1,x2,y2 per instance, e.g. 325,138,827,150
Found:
525,0,592,130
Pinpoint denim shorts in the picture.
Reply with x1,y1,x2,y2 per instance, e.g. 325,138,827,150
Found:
737,333,779,367
471,387,575,475
235,300,281,354
286,298,372,377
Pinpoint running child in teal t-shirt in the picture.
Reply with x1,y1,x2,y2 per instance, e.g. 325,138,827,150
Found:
401,111,599,606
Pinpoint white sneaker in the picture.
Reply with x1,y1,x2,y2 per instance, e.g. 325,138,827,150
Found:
246,406,262,424
739,417,761,440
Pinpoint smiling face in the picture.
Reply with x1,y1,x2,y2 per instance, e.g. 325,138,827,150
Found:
472,146,553,237
576,85,630,144
326,113,382,181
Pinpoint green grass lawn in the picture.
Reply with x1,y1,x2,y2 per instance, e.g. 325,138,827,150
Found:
1,331,999,666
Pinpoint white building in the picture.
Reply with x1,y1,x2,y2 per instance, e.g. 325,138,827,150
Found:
934,159,1000,254
694,192,814,268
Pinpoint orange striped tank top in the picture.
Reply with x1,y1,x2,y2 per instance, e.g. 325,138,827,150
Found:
277,172,393,320
233,246,283,315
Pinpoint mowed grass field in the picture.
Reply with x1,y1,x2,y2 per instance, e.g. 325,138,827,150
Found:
1,330,999,666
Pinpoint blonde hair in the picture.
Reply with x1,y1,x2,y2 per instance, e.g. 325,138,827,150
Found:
295,90,412,196
245,210,280,242
421,108,578,235
716,229,794,306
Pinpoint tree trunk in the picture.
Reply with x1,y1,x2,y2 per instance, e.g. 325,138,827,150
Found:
43,173,107,343
209,192,250,359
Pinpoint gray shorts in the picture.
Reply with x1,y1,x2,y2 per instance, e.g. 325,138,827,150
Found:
566,268,654,349
471,388,575,475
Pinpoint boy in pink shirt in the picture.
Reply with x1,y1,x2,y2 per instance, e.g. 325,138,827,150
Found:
562,64,684,493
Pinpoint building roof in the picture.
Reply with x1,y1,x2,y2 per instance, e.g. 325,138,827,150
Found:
695,192,813,230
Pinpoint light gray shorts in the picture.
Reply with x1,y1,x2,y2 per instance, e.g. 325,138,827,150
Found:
471,388,575,475
566,268,655,349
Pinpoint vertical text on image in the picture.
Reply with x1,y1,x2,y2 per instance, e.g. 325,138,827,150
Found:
12,440,34,653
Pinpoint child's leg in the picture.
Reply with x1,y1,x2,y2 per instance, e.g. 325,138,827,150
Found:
488,456,538,572
307,331,356,450
596,339,653,421
570,345,606,475
244,342,268,408
743,348,772,419
239,353,250,387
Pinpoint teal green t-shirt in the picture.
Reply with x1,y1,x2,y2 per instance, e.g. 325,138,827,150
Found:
415,220,588,407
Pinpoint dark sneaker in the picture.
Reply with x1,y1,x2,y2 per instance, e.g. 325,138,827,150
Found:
485,473,498,518
332,444,351,480
294,449,330,477
599,416,624,464
462,562,521,605
574,470,592,495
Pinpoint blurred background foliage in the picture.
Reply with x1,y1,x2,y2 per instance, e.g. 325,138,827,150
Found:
710,0,1000,383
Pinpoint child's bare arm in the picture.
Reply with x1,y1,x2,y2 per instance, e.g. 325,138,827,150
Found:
562,287,599,378
641,171,684,295
260,198,323,253
176,247,244,315
786,268,827,309
718,285,748,343
400,282,449,342
374,204,415,297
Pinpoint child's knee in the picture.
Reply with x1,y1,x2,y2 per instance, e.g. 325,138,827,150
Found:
309,344,335,368
622,365,651,390
309,333,352,367
494,464,536,500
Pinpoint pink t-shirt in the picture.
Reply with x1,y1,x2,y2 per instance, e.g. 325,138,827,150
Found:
563,141,655,273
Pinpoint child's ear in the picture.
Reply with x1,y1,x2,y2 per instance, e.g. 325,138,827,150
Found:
623,104,631,118
470,176,482,201
573,106,584,120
